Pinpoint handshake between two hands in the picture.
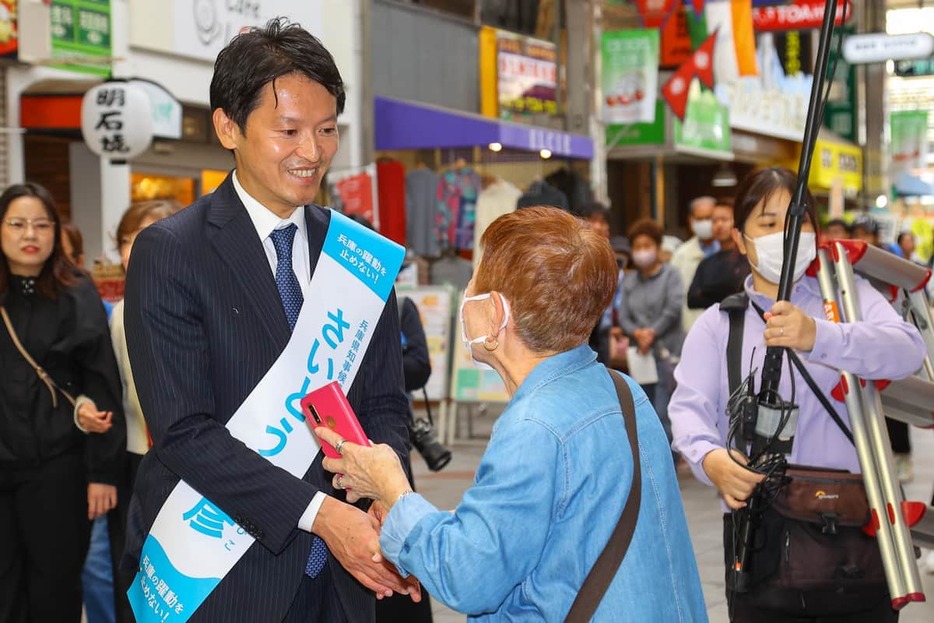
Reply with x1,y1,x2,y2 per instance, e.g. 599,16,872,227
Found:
312,426,423,603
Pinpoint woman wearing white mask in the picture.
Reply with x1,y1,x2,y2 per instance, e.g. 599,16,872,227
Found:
618,217,685,447
313,207,707,622
669,167,925,622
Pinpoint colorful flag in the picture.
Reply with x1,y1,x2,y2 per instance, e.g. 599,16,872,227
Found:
662,31,718,120
703,0,759,83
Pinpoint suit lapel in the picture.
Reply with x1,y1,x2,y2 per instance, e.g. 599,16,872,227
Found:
207,176,291,349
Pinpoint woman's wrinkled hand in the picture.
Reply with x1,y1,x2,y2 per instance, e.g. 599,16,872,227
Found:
763,301,817,352
315,427,412,507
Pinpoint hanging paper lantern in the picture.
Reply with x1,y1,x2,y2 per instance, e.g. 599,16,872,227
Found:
81,81,154,160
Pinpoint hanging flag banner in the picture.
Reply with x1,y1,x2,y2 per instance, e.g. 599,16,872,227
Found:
635,0,678,28
662,31,717,121
601,29,660,125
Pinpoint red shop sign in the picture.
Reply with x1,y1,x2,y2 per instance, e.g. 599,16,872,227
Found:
753,0,853,32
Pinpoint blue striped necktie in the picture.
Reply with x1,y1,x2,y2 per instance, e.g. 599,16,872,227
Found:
269,225,328,578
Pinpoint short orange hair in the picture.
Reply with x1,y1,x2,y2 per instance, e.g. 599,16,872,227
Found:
474,206,617,353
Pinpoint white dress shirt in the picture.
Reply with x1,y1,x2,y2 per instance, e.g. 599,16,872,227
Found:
232,171,325,535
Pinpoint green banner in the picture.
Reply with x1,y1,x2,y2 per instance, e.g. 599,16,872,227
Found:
601,30,659,125
606,102,666,147
674,83,731,155
51,0,111,76
890,110,929,178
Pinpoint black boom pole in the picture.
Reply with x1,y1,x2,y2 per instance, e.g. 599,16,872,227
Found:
757,0,841,407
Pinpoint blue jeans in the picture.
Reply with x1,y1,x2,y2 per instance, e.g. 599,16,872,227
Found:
82,516,115,623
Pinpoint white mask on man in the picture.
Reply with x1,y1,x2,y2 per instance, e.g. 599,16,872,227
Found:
691,219,714,240
459,292,510,370
744,231,817,285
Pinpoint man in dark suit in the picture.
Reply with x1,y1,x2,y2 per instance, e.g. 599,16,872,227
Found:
123,20,414,622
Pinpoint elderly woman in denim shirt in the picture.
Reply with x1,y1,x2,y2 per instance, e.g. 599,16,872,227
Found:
316,207,707,622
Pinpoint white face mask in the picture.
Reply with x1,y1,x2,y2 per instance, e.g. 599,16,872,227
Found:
460,292,510,370
632,249,657,269
745,231,817,285
692,219,714,240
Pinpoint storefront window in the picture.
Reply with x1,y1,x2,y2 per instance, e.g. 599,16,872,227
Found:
131,173,195,205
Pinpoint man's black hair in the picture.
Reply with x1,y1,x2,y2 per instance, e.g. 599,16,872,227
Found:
210,17,346,133
576,201,609,222
826,217,851,233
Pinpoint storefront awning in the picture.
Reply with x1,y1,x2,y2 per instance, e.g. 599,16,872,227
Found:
374,96,594,159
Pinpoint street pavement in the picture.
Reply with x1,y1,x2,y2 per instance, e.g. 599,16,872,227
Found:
410,406,934,622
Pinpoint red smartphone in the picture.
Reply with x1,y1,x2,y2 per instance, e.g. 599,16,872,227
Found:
301,381,371,458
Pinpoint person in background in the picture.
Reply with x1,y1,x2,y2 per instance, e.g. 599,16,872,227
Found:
578,203,615,364
105,199,181,622
0,182,125,623
687,200,750,311
607,236,632,370
897,231,917,263
671,196,719,332
577,201,610,240
618,217,684,448
850,213,914,482
61,222,86,267
669,167,924,622
660,234,682,264
314,207,707,621
823,218,851,242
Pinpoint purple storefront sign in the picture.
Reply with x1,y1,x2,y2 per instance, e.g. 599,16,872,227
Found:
374,96,593,160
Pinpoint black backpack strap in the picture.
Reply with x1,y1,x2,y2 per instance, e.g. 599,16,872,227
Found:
720,292,749,397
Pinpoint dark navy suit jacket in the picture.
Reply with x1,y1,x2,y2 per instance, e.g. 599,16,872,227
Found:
124,175,410,622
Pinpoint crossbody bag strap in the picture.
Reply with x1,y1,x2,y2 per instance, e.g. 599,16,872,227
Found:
564,368,641,623
0,306,76,409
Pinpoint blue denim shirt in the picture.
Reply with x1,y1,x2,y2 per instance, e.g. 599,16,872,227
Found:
381,345,708,621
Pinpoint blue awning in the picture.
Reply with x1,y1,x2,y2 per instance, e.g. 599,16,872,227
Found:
374,96,594,160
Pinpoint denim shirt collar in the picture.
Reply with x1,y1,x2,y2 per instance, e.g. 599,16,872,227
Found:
511,344,597,404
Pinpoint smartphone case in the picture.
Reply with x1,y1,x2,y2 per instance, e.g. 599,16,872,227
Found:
301,381,371,458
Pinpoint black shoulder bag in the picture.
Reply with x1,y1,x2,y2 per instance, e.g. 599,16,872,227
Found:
564,368,640,623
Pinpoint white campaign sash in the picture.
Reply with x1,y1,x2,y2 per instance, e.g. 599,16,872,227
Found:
128,212,405,623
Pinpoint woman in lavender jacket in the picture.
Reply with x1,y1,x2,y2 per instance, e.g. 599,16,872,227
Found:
669,168,925,623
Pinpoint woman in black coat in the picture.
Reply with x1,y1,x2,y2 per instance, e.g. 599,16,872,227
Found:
0,182,125,623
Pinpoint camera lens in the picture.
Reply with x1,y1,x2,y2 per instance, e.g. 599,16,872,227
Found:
410,418,452,472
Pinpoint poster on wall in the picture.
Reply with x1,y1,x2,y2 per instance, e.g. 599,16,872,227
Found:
397,286,454,401
601,29,660,125
495,30,558,121
173,0,322,62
